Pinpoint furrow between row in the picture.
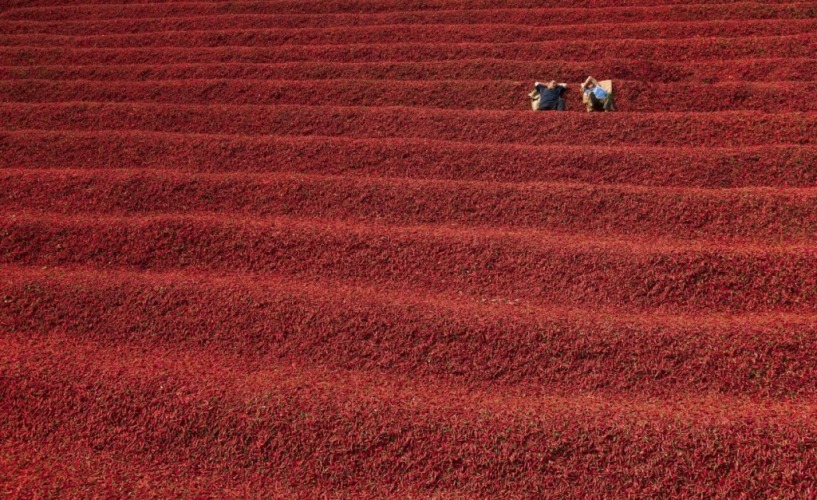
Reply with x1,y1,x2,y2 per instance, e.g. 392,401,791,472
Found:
2,103,815,147
3,1,815,23
4,130,815,188
3,331,816,497
2,213,816,312
3,168,817,242
4,35,817,65
4,19,817,46
7,0,817,15
3,265,817,396
1,78,814,113
4,6,817,36
4,58,817,83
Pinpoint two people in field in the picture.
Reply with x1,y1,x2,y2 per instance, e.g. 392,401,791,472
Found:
530,76,616,112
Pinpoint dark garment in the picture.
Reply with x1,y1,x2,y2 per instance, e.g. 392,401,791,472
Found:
535,84,566,111
540,97,566,111
587,92,615,112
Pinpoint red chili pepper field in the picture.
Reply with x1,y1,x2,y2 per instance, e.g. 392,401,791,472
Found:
2,0,817,496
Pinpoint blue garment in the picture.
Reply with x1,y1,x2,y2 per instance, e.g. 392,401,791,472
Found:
585,85,607,99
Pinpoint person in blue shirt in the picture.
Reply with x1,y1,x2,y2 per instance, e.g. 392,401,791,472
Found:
580,76,615,112
531,80,567,111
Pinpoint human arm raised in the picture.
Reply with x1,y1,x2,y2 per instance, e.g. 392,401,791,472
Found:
580,76,599,91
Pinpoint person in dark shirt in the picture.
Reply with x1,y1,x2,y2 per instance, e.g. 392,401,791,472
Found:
532,80,567,111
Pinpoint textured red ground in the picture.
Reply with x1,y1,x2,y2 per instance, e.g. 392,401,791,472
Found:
2,0,817,497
